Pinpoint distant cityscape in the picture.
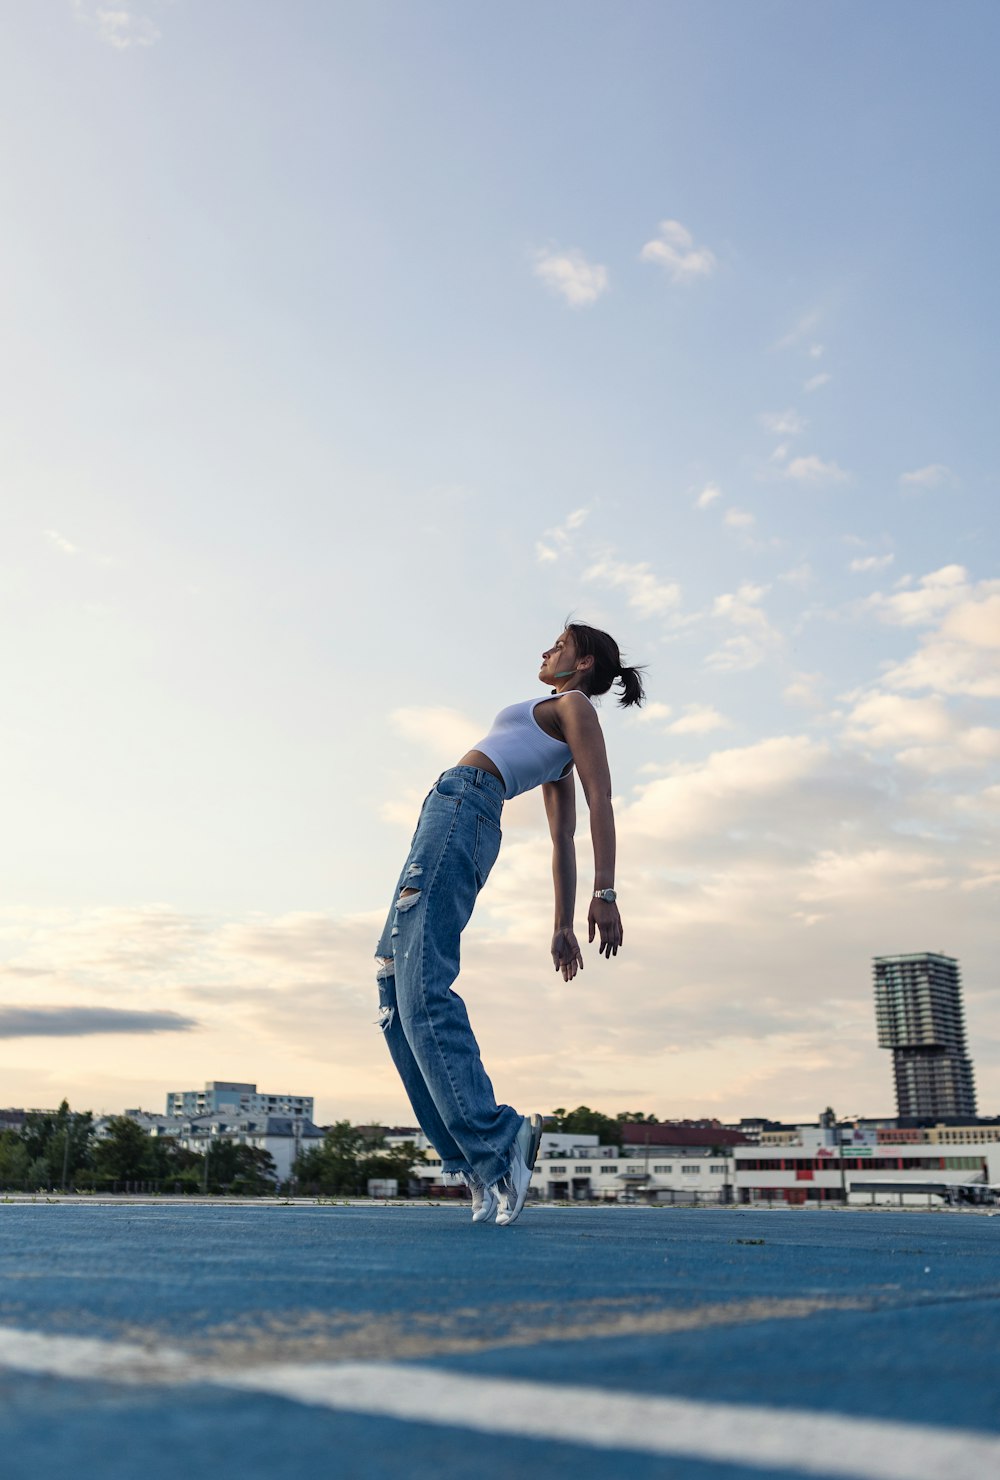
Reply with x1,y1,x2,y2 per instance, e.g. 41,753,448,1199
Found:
2,951,996,1205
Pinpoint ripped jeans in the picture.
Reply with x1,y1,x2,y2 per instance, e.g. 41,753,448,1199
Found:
375,766,522,1187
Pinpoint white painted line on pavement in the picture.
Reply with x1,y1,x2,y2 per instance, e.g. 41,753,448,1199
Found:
2,1325,998,1480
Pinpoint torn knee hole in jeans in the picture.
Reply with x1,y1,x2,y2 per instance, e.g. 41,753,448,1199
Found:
376,1004,395,1030
397,864,423,910
375,956,395,982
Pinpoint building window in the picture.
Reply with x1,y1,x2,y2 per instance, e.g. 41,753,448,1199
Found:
548,1166,567,1175
576,1165,592,1173
653,1165,671,1173
710,1165,726,1174
681,1165,701,1174
600,1166,618,1175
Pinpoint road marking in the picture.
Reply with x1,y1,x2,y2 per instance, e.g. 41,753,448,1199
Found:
2,1325,999,1480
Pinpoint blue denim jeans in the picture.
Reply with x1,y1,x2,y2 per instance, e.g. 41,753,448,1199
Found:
375,766,522,1186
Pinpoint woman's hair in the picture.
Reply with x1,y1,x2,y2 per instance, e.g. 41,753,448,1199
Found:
564,620,647,708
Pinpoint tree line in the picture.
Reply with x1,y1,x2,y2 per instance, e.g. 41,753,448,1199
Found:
0,1103,423,1197
0,1102,277,1194
547,1106,663,1140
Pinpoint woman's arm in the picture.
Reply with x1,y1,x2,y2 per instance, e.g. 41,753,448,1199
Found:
555,694,624,959
542,772,584,980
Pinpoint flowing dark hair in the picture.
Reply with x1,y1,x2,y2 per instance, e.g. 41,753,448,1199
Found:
565,620,647,708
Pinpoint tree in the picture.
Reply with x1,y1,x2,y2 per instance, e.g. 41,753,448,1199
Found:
0,1131,31,1189
547,1106,619,1142
21,1101,94,1188
91,1116,158,1184
201,1141,276,1194
365,1143,425,1190
295,1122,424,1196
296,1121,369,1194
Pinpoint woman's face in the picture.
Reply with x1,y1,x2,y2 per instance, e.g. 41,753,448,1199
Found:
538,631,576,686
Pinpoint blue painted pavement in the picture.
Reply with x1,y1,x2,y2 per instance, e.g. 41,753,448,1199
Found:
0,1203,997,1478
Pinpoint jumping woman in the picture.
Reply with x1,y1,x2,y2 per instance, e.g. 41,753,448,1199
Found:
375,622,645,1226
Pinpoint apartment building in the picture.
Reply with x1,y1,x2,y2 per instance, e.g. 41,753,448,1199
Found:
165,1081,315,1120
874,952,977,1118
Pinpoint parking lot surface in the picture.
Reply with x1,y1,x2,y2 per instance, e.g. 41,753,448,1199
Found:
1,1202,998,1478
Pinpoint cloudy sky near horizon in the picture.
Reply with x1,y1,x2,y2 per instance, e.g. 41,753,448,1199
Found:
2,1,998,1126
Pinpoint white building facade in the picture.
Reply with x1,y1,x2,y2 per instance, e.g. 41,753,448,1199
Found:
734,1123,1000,1205
170,1113,324,1183
411,1133,733,1203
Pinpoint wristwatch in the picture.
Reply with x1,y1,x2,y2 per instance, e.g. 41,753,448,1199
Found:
593,888,618,903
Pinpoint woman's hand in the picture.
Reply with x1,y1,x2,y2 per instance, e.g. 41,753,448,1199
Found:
588,898,623,958
551,927,584,981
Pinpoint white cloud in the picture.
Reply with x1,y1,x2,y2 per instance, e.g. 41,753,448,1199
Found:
45,529,78,555
704,637,766,672
628,701,672,725
900,464,953,489
808,344,825,358
774,311,821,351
706,583,781,671
843,693,954,748
784,673,825,709
639,220,717,284
779,563,815,589
784,454,848,484
799,847,931,902
882,581,1000,699
866,564,969,627
71,2,161,49
712,583,772,627
943,591,1000,649
849,554,894,574
535,507,589,564
724,508,755,529
804,373,831,393
583,558,682,619
759,410,806,437
843,691,1000,773
694,483,722,509
668,704,731,735
629,702,730,737
618,735,843,855
533,248,609,307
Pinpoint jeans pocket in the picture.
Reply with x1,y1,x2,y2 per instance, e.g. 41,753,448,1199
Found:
435,774,466,801
473,813,502,883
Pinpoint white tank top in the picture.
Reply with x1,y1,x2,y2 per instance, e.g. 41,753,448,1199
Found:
471,694,591,799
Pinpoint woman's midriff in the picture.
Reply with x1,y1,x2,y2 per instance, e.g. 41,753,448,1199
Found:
455,750,505,784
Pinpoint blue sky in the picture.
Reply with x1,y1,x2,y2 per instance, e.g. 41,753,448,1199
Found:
1,1,998,1124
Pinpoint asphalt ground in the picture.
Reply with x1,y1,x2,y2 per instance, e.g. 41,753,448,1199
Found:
1,1202,998,1479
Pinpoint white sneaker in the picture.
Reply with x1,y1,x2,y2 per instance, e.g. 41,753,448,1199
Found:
493,1114,543,1227
461,1173,498,1224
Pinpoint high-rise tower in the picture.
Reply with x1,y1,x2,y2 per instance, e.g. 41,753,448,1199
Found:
873,952,977,1118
